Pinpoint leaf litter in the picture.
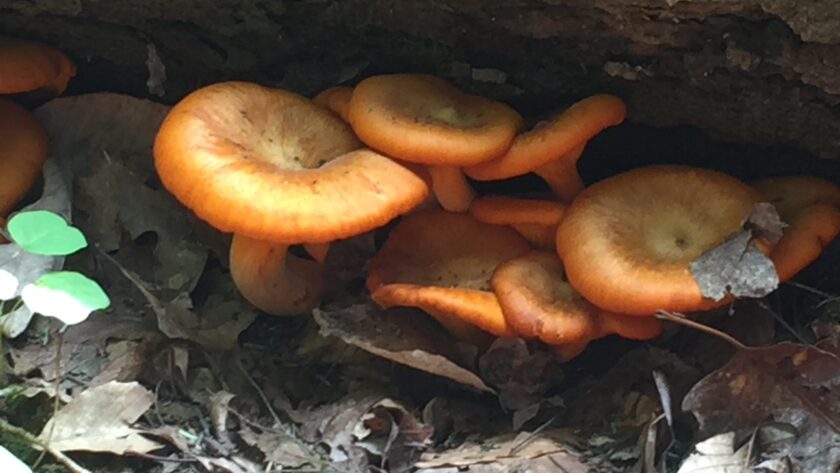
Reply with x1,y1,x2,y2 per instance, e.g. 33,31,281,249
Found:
1,91,839,473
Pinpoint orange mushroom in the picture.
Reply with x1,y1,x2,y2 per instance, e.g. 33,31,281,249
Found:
0,36,75,98
155,81,428,315
312,86,353,122
367,209,531,339
556,165,764,316
466,95,626,201
492,251,662,360
753,176,840,282
347,73,522,211
0,98,48,219
469,195,567,249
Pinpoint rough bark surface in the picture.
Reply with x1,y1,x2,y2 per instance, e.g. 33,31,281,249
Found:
4,0,840,165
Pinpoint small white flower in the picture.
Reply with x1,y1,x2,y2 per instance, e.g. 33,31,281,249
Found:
0,269,19,300
21,283,93,325
0,445,32,473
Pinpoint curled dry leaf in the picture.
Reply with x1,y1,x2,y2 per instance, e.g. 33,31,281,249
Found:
313,302,493,393
677,432,750,473
37,381,161,454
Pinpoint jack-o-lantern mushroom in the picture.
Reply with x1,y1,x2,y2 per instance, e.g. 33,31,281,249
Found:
469,195,567,250
313,86,353,123
753,176,840,282
466,95,626,201
347,74,523,211
0,36,75,103
0,99,48,227
491,251,662,360
556,165,764,316
367,209,531,340
155,81,428,315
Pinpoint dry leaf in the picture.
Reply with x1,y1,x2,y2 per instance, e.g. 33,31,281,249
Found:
415,430,587,471
683,342,840,471
37,381,162,454
677,432,750,473
690,231,779,301
314,303,493,393
238,425,321,469
354,398,433,473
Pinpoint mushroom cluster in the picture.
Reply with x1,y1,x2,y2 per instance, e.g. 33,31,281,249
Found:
155,73,840,360
0,37,75,241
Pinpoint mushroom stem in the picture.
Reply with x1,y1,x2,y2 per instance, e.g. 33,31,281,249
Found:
427,165,476,212
533,145,586,202
230,234,324,316
303,242,330,264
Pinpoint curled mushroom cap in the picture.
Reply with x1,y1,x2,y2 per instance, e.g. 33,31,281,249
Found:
348,74,522,166
770,204,840,282
0,98,48,217
466,95,626,200
312,86,353,122
753,176,840,223
492,251,663,351
469,195,567,249
0,36,75,96
155,81,429,315
556,165,763,316
155,81,429,244
367,210,531,338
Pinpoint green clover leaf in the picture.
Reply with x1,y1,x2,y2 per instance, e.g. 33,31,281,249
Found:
7,210,87,256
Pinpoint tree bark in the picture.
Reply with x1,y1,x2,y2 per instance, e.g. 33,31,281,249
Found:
4,0,840,164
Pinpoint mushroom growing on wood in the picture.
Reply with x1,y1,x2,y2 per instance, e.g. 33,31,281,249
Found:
155,81,428,315
0,99,48,220
556,165,764,316
348,73,522,211
466,95,626,201
469,195,567,250
753,176,840,282
367,209,531,339
312,86,353,122
0,36,75,100
491,251,662,360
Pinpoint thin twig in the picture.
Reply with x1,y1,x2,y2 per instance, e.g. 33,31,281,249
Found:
0,416,90,473
655,311,749,350
510,416,556,456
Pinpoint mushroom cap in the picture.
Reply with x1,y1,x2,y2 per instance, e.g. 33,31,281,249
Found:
556,165,763,316
469,195,567,249
770,203,840,282
753,176,840,223
367,209,531,337
154,81,429,243
491,251,600,345
347,74,523,166
0,36,75,95
0,98,48,216
312,85,353,122
465,95,626,180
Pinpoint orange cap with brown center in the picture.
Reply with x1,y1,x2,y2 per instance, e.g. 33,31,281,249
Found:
0,36,75,96
367,210,531,338
347,74,523,166
469,195,567,249
154,81,429,244
556,165,763,316
0,98,48,217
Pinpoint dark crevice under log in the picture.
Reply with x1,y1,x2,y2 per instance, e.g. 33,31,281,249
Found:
4,1,840,177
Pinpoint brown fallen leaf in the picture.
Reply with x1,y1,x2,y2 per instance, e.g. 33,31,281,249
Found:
683,342,840,471
238,424,323,469
37,381,162,454
415,429,588,472
690,230,779,301
354,398,433,473
313,302,493,393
